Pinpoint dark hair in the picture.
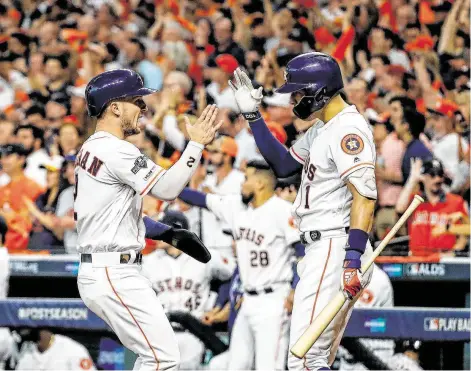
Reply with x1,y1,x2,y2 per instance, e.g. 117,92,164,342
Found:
44,54,68,69
404,110,426,139
15,124,45,147
129,38,146,54
246,160,272,171
25,105,46,119
389,95,417,111
371,54,391,66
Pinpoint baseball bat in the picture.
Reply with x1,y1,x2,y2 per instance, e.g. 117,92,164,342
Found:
290,195,424,359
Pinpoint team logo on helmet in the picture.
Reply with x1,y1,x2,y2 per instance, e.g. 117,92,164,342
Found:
341,134,364,155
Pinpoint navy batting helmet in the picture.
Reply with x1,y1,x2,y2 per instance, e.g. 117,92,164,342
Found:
160,210,189,230
85,69,156,117
276,52,343,119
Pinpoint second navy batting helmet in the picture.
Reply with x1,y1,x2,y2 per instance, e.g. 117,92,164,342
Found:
85,69,156,117
276,52,343,119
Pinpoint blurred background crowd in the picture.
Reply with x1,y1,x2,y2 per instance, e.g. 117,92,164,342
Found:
0,0,469,258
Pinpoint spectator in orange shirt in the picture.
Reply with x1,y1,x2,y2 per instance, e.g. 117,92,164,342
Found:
396,158,468,257
0,144,43,252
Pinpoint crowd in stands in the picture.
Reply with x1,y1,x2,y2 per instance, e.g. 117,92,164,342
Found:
0,0,468,257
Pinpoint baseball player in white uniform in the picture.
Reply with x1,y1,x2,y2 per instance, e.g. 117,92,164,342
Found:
16,330,95,370
142,210,235,370
230,52,377,370
179,160,303,370
76,69,221,371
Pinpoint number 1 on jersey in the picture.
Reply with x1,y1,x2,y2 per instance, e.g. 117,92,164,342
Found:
305,185,310,209
73,174,78,221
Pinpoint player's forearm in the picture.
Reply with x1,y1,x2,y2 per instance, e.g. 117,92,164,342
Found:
143,216,172,239
345,182,375,267
150,141,203,201
248,117,302,177
178,188,208,209
213,303,231,323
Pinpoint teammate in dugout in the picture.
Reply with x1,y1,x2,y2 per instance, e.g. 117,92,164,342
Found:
178,160,304,370
229,52,377,370
142,210,235,370
76,69,221,371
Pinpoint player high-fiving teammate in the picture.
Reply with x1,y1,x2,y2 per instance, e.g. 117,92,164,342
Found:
76,69,221,371
230,53,377,371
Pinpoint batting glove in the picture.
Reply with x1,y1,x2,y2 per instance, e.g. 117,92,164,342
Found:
341,265,366,300
229,68,263,120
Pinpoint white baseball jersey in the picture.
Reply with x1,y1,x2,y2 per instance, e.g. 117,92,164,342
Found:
75,131,166,253
289,105,376,232
142,249,235,318
16,334,95,370
206,194,299,290
200,169,245,251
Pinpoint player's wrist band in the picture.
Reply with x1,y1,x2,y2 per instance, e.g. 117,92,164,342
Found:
344,229,369,268
241,111,261,122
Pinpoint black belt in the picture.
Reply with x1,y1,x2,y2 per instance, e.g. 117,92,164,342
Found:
80,252,143,265
300,227,349,245
245,287,274,296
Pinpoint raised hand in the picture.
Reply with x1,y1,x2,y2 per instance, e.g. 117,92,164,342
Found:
229,68,263,117
184,104,223,145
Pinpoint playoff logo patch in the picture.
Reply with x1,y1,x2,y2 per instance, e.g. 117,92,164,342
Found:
131,155,148,174
341,134,364,155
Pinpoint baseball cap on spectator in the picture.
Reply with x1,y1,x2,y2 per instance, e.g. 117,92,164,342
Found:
405,35,435,52
39,158,64,172
427,99,459,118
215,54,239,75
421,158,445,177
160,210,189,230
207,136,238,158
1,143,28,157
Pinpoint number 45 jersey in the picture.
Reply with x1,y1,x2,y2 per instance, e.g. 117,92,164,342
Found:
289,106,376,233
142,249,235,318
206,194,300,291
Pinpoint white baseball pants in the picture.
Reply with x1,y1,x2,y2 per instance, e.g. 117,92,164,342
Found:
175,331,204,369
288,234,373,371
227,284,291,370
78,262,180,371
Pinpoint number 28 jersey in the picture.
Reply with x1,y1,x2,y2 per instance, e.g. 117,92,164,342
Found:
206,194,300,291
289,106,376,233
